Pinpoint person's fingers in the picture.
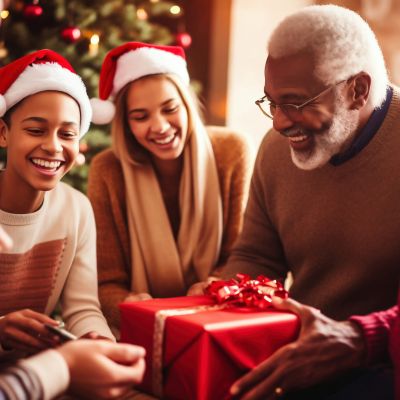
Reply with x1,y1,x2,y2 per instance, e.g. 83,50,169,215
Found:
4,339,38,353
102,342,146,364
13,316,56,340
272,297,322,328
137,293,152,300
124,293,152,302
231,342,295,398
4,327,49,351
240,368,285,400
1,312,62,352
231,356,275,396
271,297,310,315
187,282,207,296
109,357,146,385
22,310,59,325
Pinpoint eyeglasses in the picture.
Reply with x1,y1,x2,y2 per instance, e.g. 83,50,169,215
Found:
255,80,346,120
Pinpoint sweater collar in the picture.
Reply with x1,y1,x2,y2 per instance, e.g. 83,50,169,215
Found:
330,86,393,166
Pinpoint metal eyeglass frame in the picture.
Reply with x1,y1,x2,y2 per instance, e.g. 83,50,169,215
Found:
255,80,347,120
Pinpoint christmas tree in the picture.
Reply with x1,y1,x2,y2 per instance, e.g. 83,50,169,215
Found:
1,0,190,192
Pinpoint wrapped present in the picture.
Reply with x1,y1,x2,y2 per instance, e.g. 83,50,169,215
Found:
120,275,299,400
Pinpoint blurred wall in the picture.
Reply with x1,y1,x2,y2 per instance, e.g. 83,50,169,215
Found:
225,0,311,149
318,0,400,85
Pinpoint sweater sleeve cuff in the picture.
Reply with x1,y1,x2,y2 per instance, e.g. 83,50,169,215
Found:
349,314,390,365
19,349,70,400
71,315,116,342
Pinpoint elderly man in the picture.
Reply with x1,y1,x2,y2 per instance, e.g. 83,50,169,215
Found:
218,4,399,399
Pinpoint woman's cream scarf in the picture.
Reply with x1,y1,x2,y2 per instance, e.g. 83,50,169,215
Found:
115,127,223,297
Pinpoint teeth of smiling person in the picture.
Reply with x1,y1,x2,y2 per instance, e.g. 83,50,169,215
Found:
289,135,308,142
154,134,175,145
31,158,61,169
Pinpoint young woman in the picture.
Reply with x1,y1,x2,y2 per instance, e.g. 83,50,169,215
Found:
0,49,114,359
88,42,252,333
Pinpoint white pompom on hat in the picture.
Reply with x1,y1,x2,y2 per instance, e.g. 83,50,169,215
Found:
0,49,92,137
91,42,190,125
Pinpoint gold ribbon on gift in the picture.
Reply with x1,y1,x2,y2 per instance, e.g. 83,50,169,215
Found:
152,304,226,398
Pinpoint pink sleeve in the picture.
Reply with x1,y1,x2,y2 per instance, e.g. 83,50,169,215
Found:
350,305,398,364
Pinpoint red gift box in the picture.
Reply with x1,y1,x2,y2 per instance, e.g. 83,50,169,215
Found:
120,295,299,400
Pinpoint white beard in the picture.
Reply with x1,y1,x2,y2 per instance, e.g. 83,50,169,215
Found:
290,98,359,170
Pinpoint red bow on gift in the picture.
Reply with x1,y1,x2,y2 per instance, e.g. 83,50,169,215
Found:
205,273,288,310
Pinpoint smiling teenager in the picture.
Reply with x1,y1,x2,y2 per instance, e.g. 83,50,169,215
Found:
0,50,114,362
87,42,252,335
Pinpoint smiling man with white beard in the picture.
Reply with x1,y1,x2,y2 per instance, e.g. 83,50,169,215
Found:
281,88,360,171
215,4,400,400
223,4,399,321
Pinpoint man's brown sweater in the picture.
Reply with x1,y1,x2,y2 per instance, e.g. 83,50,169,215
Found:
224,89,400,320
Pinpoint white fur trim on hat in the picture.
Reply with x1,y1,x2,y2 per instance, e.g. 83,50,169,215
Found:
4,63,92,137
90,98,116,125
0,95,6,117
112,47,190,98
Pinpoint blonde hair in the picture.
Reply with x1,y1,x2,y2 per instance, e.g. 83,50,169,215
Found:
268,5,388,108
111,73,205,165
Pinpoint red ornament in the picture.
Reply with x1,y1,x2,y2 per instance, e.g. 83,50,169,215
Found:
175,32,192,48
23,4,43,18
61,27,81,43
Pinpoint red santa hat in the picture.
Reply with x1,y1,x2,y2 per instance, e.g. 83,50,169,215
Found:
0,49,92,136
90,42,190,125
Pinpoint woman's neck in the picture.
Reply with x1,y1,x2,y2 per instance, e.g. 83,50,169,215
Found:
151,156,183,239
152,155,183,183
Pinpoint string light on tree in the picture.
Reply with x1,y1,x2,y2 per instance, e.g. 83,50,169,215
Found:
0,7,9,59
0,10,9,20
169,5,181,16
89,33,99,57
136,8,148,21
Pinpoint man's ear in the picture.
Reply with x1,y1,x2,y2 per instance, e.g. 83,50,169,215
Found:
348,72,371,110
0,119,9,148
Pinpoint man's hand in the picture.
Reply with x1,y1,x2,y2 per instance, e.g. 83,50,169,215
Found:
230,297,367,399
187,277,221,296
0,309,61,352
58,339,146,399
124,293,152,302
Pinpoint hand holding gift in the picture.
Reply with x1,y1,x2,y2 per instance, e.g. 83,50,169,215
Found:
187,276,220,296
231,297,367,399
125,293,153,302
